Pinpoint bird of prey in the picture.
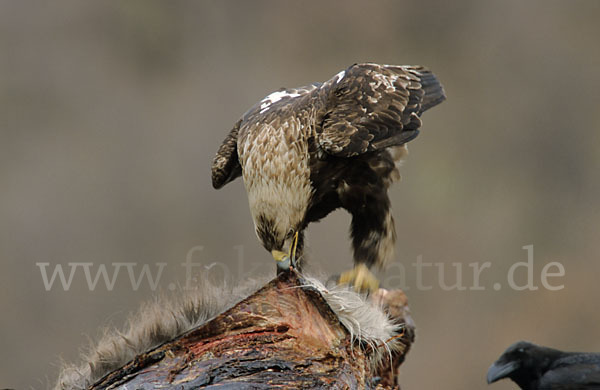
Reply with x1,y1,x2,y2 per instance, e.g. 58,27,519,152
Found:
487,341,600,389
212,63,445,290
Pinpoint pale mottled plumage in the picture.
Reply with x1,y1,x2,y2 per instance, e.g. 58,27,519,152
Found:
213,63,445,274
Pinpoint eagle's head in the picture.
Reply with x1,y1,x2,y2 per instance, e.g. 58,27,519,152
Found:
252,200,305,267
244,171,311,268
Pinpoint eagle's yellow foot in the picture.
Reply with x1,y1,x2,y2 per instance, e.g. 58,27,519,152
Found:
339,263,380,292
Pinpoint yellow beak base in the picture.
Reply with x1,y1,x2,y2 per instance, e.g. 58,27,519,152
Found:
272,250,291,272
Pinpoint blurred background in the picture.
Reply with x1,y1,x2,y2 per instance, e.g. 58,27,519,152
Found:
2,1,600,388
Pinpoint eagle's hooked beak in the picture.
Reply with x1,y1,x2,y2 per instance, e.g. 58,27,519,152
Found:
272,249,290,271
272,231,299,272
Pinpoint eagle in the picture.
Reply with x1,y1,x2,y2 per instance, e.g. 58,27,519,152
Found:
212,63,445,290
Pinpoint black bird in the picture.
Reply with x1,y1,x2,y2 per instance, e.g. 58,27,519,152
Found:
487,341,600,389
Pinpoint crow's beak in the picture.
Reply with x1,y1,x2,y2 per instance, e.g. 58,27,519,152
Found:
487,360,519,384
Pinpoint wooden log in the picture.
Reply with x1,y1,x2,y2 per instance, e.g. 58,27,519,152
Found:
89,270,414,389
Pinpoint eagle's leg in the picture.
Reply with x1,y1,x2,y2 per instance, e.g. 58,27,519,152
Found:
339,191,396,292
339,263,380,292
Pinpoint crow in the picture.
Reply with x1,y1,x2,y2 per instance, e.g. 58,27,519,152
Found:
487,341,600,389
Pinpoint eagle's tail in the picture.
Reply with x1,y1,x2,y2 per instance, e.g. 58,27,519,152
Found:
416,70,446,113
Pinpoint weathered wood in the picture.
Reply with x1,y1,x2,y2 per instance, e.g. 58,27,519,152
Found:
89,271,414,389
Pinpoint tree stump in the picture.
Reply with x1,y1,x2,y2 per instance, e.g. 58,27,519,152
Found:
89,270,415,389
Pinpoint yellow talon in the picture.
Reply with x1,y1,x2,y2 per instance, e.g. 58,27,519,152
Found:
339,263,380,292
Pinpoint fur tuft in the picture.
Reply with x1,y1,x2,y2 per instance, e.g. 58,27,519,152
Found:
305,276,404,366
54,278,266,390
55,275,402,389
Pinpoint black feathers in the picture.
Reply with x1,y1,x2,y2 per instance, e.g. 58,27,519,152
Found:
212,119,242,189
487,341,600,389
317,63,445,157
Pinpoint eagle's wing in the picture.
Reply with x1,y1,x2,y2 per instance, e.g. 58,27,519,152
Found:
317,63,445,157
211,119,242,189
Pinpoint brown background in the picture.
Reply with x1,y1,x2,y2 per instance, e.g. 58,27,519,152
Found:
2,1,600,389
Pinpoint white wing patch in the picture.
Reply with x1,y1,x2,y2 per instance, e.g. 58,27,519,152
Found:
259,90,301,113
369,72,398,92
334,70,345,84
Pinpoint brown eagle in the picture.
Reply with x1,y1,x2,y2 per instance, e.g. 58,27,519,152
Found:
212,63,445,290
